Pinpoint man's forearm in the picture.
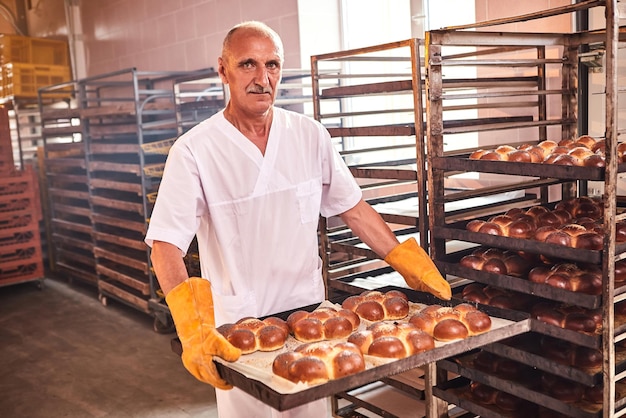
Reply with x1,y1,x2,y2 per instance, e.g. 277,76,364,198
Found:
339,199,400,258
150,240,190,295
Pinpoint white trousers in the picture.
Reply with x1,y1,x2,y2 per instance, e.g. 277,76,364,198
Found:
215,387,330,418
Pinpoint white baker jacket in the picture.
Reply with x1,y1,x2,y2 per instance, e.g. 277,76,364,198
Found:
145,108,362,418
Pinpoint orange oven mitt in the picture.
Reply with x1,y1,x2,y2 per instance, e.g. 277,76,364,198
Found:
384,238,452,300
166,277,241,389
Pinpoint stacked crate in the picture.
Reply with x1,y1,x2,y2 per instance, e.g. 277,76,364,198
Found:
0,104,12,172
0,34,72,99
0,104,44,287
0,165,44,287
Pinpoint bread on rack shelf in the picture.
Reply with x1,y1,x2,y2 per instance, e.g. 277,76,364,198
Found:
469,381,531,413
538,335,602,370
272,341,365,384
347,321,435,358
286,307,360,343
528,263,602,295
217,316,289,354
472,350,531,380
467,136,624,167
408,303,492,341
529,301,601,334
460,247,534,277
540,372,590,404
461,283,534,310
465,197,626,250
341,289,410,321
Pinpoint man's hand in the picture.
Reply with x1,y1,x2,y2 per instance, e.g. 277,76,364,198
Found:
384,238,452,300
166,277,241,389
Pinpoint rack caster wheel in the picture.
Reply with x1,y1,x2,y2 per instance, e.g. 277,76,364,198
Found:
98,294,108,306
153,314,175,334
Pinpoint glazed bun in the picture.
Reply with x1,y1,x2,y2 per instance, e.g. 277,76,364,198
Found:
479,151,504,160
217,316,289,354
462,284,534,310
272,341,365,384
467,136,609,168
575,135,598,149
287,307,360,343
528,263,602,295
342,290,410,322
507,149,532,162
530,301,601,333
408,304,491,341
469,149,489,160
348,322,435,359
473,351,528,380
540,373,585,403
460,247,533,277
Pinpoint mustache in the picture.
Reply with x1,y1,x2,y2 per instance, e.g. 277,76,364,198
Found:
247,85,273,94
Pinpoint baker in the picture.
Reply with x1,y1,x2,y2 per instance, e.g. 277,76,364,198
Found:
145,20,451,418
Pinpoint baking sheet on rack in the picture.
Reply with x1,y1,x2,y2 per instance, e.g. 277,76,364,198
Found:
215,300,519,395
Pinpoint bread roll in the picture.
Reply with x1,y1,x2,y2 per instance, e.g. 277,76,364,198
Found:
480,151,504,161
342,290,409,321
528,263,602,295
575,135,598,149
530,301,600,333
287,307,360,342
348,322,435,358
272,341,365,384
460,247,532,277
408,304,491,341
584,153,605,167
540,373,584,403
507,149,532,162
217,316,289,354
469,149,489,160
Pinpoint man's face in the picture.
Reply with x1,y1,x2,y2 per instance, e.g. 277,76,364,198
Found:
218,31,283,117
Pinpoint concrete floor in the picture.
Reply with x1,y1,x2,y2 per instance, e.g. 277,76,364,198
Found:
0,277,219,418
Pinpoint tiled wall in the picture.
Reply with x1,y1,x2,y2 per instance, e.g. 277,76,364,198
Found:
24,1,577,80
78,0,301,76
26,0,301,78
475,0,572,32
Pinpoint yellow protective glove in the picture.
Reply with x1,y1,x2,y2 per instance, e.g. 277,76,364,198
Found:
384,238,452,300
166,277,241,389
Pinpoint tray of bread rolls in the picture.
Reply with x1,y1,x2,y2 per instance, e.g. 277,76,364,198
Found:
431,136,626,182
441,246,609,310
481,333,626,387
435,350,626,418
456,283,624,350
459,284,626,352
434,376,626,418
435,197,626,266
437,350,626,418
208,287,530,411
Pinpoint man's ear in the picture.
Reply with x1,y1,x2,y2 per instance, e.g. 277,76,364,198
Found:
218,57,228,84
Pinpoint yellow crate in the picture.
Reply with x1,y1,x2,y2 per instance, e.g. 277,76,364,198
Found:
0,34,69,66
141,137,177,155
143,163,165,178
146,192,158,203
1,63,72,98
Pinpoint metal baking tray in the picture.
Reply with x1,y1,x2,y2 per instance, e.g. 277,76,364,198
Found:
433,376,538,418
431,154,626,181
480,333,622,387
452,280,605,350
440,251,603,310
205,286,530,411
434,222,609,265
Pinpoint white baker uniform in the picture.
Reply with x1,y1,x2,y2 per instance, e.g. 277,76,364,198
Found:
145,107,362,418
